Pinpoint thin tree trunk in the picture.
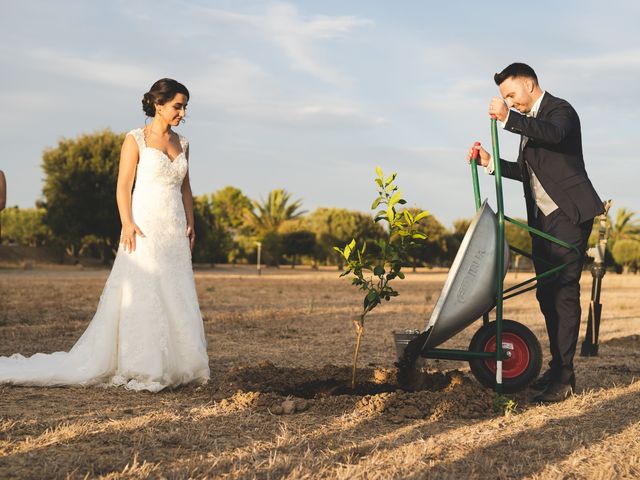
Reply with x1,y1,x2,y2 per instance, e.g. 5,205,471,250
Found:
351,326,364,389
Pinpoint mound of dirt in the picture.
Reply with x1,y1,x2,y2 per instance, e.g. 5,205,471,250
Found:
212,361,496,420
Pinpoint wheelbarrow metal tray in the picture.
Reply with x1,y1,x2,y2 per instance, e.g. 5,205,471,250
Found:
421,200,509,351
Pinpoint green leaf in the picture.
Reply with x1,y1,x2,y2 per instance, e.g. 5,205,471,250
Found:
412,233,427,240
397,271,405,279
373,265,385,276
376,166,384,180
398,199,407,205
371,197,382,210
364,290,380,309
403,209,413,224
375,178,383,188
414,211,430,223
343,238,356,260
389,191,402,208
387,205,395,222
384,173,397,186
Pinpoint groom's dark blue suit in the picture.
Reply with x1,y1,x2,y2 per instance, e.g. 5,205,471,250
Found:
497,92,603,385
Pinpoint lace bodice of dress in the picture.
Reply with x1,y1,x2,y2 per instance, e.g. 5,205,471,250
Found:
127,128,188,189
127,128,189,238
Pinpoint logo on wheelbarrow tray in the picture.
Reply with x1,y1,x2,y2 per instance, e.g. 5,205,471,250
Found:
457,250,487,303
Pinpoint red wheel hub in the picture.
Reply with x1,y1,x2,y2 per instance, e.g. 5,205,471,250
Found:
482,332,530,378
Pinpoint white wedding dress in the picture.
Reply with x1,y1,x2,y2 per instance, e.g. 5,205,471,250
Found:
0,128,210,392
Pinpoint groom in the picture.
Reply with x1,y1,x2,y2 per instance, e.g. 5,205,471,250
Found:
470,63,603,402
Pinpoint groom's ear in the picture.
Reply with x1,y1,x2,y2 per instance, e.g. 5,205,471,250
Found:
524,78,535,93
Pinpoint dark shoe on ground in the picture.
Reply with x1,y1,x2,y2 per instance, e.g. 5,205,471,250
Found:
533,381,574,403
529,369,555,391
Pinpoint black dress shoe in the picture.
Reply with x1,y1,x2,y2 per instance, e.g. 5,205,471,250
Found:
529,369,555,391
533,381,574,403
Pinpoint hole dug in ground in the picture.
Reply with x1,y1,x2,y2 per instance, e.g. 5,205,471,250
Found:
214,361,497,421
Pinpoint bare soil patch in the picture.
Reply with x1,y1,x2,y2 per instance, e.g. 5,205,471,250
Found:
1,266,639,479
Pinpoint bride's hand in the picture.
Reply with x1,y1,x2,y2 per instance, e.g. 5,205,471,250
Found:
120,222,145,253
186,225,196,251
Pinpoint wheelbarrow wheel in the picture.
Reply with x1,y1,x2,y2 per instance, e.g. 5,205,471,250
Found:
468,319,542,393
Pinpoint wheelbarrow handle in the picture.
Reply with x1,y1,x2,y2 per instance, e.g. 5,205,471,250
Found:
470,141,482,211
472,141,481,160
490,115,506,393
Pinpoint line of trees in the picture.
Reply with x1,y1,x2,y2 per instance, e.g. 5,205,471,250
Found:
1,129,639,271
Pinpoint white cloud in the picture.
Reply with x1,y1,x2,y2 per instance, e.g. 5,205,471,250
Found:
0,91,64,129
552,50,640,70
27,48,160,89
0,91,61,112
187,56,383,127
295,104,385,126
420,78,488,114
197,2,372,86
190,57,276,110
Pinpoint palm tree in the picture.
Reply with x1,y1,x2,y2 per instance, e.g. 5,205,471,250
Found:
606,208,640,272
610,208,640,245
244,189,306,266
245,189,305,233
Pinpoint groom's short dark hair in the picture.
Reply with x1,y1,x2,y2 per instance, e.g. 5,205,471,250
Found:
494,63,538,86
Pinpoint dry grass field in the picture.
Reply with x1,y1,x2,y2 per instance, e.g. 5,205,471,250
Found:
1,266,639,479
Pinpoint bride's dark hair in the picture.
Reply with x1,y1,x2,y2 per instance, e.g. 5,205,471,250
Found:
142,78,190,117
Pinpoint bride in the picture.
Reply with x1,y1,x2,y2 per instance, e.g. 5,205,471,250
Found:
0,78,210,392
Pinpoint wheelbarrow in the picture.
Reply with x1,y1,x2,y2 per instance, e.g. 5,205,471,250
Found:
396,117,582,393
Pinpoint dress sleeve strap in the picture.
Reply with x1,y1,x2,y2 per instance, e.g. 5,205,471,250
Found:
127,128,145,151
178,134,189,156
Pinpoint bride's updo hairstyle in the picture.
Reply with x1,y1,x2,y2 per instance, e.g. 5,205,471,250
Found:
142,78,190,117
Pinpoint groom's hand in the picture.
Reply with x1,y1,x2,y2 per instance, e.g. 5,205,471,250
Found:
489,97,509,122
466,143,490,167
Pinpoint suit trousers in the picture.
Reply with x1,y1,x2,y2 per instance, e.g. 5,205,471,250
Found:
531,208,592,384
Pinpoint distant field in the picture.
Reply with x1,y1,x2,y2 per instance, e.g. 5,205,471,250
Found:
1,267,639,479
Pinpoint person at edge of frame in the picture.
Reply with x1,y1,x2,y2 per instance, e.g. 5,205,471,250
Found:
467,62,604,403
0,169,6,239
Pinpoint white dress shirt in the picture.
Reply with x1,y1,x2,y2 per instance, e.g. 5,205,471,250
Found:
486,91,558,216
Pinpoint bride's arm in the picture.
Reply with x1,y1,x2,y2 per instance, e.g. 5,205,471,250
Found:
116,135,144,253
181,145,196,251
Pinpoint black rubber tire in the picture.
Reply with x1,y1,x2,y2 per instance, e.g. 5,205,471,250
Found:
469,319,542,393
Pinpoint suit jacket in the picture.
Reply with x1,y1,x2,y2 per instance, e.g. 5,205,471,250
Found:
499,92,603,225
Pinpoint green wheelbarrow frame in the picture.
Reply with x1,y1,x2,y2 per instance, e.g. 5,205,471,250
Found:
418,118,581,394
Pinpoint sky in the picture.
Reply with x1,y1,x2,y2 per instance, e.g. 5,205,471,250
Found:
1,0,638,228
